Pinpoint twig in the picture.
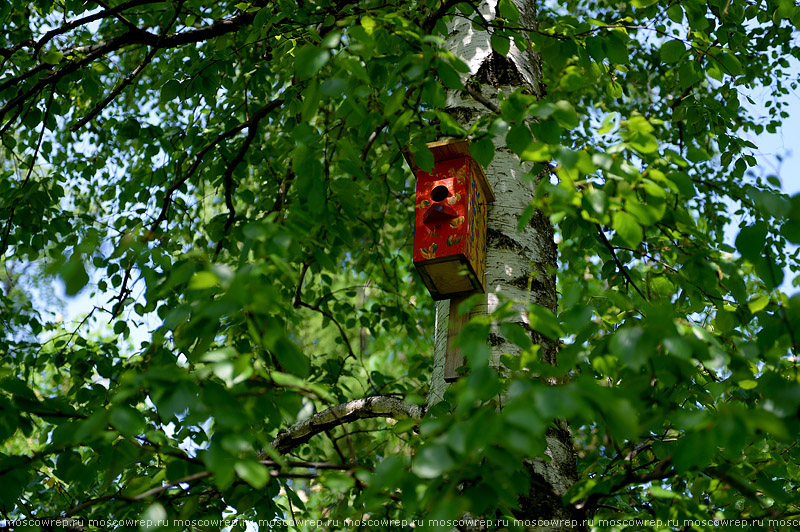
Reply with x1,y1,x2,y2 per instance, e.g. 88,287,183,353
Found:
146,97,283,240
0,87,55,257
463,84,501,114
213,117,260,259
595,223,648,301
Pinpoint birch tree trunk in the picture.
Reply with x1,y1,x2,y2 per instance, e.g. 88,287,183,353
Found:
426,1,582,529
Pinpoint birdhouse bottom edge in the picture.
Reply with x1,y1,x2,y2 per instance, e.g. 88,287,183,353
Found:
414,254,485,301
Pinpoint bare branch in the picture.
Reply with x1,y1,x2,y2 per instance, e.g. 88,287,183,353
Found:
270,396,425,454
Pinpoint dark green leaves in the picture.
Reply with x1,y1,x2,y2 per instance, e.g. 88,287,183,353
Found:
234,460,269,489
660,40,686,63
735,222,767,262
58,253,89,296
609,326,648,370
490,34,511,57
413,443,455,479
612,211,642,248
110,405,146,437
295,46,330,79
437,61,464,89
470,136,495,168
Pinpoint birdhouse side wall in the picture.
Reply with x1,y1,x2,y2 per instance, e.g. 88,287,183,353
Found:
465,159,488,292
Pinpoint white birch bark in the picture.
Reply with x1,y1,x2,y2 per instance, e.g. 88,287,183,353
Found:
426,1,581,529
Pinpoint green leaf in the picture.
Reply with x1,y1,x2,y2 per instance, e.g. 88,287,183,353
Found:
413,443,455,479
551,100,579,129
470,137,495,168
59,254,89,296
667,4,684,22
295,46,330,80
604,34,628,64
189,271,218,290
603,398,639,441
110,406,146,437
738,379,758,390
660,40,686,63
491,34,511,57
497,0,520,22
320,77,347,97
506,124,532,156
735,222,768,262
235,460,269,489
748,294,770,313
673,431,716,473
272,336,310,377
597,113,617,135
612,211,642,248
56,450,84,482
41,50,63,65
609,326,649,370
527,304,564,340
361,15,377,34
717,52,743,76
437,61,464,89
754,255,784,289
582,189,608,218
499,322,532,349
413,144,435,173
160,80,181,101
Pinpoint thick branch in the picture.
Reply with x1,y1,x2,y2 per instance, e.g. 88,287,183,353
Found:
29,0,165,58
270,396,425,454
578,456,674,515
0,4,267,123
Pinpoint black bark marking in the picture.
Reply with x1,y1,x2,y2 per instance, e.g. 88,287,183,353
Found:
474,51,526,87
487,227,525,253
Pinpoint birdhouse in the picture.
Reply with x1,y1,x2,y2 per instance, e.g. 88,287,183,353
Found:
406,140,495,300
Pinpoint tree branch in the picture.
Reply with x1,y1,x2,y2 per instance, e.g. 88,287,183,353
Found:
213,115,260,258
463,84,500,114
70,0,185,132
29,0,165,58
146,97,283,240
577,455,674,515
0,87,55,257
270,396,425,454
1,3,267,124
595,223,648,301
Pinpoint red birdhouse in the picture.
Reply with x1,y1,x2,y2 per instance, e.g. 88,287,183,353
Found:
406,140,495,300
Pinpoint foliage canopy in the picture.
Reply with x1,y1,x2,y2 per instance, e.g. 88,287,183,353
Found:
1,0,800,530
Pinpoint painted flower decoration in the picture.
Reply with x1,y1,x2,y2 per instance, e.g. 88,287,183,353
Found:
446,193,461,205
447,234,463,246
420,244,438,259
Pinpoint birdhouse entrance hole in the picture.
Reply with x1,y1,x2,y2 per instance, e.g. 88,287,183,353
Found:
431,185,449,202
